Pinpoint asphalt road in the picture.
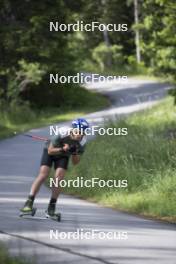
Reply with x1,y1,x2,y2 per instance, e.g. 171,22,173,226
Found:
0,78,175,264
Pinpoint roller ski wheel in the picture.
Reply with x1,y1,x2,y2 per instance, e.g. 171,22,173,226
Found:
45,210,61,222
19,208,37,217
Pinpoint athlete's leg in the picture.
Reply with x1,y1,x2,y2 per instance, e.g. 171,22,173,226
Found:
51,168,66,199
20,165,50,212
29,165,50,196
47,168,66,216
21,147,52,213
29,147,52,197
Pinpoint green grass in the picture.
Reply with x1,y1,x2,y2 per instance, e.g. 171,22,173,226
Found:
82,60,154,78
0,89,109,140
62,96,176,223
0,243,32,264
82,62,167,86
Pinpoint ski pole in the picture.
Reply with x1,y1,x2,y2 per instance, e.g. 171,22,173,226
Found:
23,134,49,142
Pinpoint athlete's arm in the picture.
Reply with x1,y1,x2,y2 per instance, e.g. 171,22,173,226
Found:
48,143,69,155
71,154,80,165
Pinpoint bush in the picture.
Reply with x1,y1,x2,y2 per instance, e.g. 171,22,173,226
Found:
20,77,108,109
92,43,124,71
127,55,148,75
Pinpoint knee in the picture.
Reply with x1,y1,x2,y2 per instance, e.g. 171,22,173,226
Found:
38,172,48,181
38,166,49,181
54,169,65,181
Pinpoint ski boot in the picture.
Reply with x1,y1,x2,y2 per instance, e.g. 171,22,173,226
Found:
20,198,36,217
45,202,61,222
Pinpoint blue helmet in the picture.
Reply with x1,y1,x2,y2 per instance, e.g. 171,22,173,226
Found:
72,118,89,132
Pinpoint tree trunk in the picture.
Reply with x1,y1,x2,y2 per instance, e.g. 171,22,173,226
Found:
134,0,141,63
103,26,112,68
101,0,112,68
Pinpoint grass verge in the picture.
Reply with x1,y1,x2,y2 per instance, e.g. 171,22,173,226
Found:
0,88,109,140
0,243,32,264
62,96,176,223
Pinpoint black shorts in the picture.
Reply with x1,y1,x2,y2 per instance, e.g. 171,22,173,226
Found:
40,148,69,170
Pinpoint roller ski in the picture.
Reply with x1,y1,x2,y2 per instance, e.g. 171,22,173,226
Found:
45,202,61,222
19,198,37,217
19,199,61,222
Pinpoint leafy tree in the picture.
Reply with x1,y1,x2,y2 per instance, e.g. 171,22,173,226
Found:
0,0,82,105
79,0,134,68
139,0,176,101
140,0,176,78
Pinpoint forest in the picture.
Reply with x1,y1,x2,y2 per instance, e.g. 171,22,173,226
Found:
0,0,175,122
